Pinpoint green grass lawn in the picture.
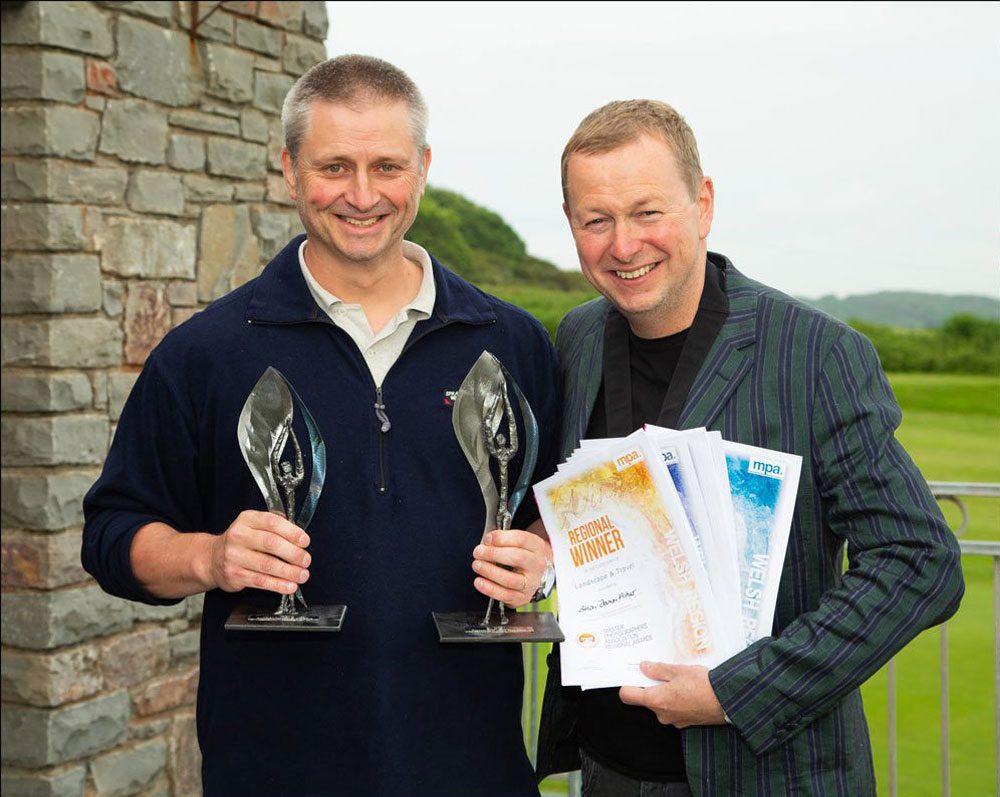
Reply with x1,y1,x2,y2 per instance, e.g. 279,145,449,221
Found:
525,372,1000,795
862,373,999,797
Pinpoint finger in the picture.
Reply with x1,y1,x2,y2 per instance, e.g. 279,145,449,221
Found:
233,565,300,595
244,510,310,547
473,576,531,608
640,661,679,682
472,543,533,571
249,528,312,568
234,549,310,585
472,559,529,592
484,529,545,552
619,686,649,707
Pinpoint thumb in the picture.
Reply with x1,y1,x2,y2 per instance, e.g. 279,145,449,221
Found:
619,685,648,706
640,660,678,682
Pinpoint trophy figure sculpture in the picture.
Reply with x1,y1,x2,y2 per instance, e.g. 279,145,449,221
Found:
432,351,564,643
225,367,346,632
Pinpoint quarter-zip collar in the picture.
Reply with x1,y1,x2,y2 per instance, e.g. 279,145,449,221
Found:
245,234,497,327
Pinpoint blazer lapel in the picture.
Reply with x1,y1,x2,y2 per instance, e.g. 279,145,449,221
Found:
558,299,609,459
678,268,758,430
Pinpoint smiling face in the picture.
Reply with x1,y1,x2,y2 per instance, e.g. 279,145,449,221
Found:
564,133,714,337
281,98,431,273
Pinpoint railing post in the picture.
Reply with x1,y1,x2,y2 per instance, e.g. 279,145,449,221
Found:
995,554,1000,797
887,657,898,797
940,622,950,797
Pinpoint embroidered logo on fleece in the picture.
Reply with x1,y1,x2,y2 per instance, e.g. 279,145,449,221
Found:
443,390,459,407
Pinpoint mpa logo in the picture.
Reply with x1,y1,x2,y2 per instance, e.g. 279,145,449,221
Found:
577,632,598,648
749,459,785,479
614,449,644,472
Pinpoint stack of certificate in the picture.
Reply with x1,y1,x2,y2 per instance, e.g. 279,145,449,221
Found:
533,426,801,689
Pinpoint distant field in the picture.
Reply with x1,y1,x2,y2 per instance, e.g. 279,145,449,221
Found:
527,372,999,795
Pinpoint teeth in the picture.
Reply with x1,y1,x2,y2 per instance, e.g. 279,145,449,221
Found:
343,217,379,227
616,263,656,280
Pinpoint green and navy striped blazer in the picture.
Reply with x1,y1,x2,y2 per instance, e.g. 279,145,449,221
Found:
536,256,965,796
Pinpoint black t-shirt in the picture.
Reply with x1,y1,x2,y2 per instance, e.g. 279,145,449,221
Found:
576,257,729,782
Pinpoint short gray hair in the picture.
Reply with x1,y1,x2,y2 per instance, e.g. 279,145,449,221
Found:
281,54,428,166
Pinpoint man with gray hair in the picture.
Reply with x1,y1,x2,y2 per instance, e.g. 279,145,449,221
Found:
83,54,559,796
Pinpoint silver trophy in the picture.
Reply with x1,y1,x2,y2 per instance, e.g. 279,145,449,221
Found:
432,351,563,643
224,367,346,632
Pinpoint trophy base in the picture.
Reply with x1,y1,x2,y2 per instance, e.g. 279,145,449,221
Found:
225,604,347,632
432,611,564,644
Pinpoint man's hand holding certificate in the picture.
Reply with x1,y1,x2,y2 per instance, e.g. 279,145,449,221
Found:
534,427,802,691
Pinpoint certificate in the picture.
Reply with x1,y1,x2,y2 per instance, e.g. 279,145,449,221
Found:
535,431,735,689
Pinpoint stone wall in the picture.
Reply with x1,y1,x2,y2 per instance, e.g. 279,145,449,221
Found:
0,3,328,794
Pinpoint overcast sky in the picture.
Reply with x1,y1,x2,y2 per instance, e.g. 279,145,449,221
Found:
324,2,999,299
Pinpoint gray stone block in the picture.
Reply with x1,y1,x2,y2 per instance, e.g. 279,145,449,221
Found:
1,415,110,467
1,205,85,252
199,97,241,118
1,529,89,590
167,135,205,172
257,0,304,31
166,281,197,307
116,16,199,107
0,371,93,413
99,100,168,165
177,1,234,42
250,207,299,260
168,109,240,137
85,95,107,112
185,592,204,620
132,602,187,622
107,371,140,422
1,254,102,315
100,216,197,279
197,204,260,301
253,70,295,114
0,318,123,368
126,171,186,216
1,51,85,103
1,691,130,767
1,107,100,161
1,644,101,708
201,41,254,103
240,107,268,143
0,470,96,530
169,629,200,661
182,174,234,203
1,585,134,650
206,138,266,180
254,55,281,73
234,183,265,201
301,1,329,39
1,161,49,201
1,1,114,56
95,1,172,22
128,717,169,741
104,281,124,317
0,765,86,797
49,162,129,205
235,17,281,56
281,33,327,77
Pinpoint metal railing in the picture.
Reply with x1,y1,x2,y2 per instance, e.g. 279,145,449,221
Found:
883,482,1000,797
525,481,1000,797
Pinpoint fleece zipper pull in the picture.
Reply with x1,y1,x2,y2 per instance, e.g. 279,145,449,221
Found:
374,388,391,433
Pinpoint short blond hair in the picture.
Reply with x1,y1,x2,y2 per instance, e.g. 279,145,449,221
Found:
561,99,703,202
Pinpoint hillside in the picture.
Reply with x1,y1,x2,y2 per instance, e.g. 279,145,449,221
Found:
407,186,591,293
800,291,999,328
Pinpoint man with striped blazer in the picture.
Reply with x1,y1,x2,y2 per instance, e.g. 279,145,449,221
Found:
534,100,965,796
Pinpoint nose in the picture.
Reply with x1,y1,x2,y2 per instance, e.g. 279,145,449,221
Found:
609,223,643,264
345,171,378,213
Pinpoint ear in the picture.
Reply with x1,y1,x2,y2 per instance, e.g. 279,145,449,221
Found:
697,176,714,240
281,148,298,201
562,201,572,224
419,145,432,196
